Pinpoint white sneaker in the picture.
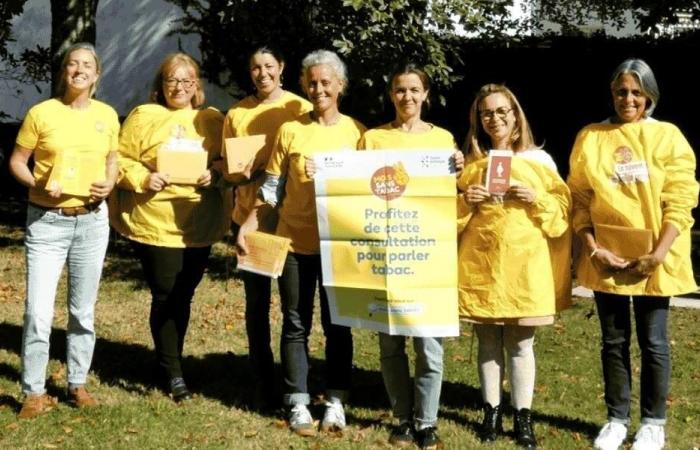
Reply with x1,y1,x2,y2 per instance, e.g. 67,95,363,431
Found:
631,424,665,450
320,400,346,431
594,422,628,450
288,403,316,437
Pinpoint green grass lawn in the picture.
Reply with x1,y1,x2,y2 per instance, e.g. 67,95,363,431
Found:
0,204,699,449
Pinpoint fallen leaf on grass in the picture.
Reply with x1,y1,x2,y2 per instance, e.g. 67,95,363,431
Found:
63,426,73,434
42,444,58,449
572,432,582,441
5,422,19,431
273,419,287,429
243,430,258,438
126,428,139,434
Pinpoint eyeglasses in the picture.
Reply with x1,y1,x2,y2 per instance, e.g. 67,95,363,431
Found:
164,78,196,89
479,107,512,120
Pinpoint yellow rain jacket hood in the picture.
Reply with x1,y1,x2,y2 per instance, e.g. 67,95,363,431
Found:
457,154,572,320
568,120,698,296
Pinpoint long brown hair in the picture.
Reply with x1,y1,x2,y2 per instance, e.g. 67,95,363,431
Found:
151,53,205,108
464,83,536,159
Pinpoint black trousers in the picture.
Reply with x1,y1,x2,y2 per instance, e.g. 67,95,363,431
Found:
133,241,211,380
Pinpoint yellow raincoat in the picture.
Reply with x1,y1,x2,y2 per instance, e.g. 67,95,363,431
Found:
111,104,228,248
458,153,572,321
568,120,698,296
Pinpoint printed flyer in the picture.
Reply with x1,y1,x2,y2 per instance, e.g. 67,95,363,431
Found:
314,149,458,337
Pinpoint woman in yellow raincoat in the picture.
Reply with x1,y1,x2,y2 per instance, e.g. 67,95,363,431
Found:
458,84,571,449
568,59,698,450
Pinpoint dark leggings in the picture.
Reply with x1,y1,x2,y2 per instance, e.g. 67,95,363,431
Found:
133,242,211,380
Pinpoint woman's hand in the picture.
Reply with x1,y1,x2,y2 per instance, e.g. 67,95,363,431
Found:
452,150,465,172
197,169,212,187
304,156,317,179
627,253,663,277
89,180,115,200
591,247,630,271
46,181,62,198
142,172,170,192
465,184,490,204
236,211,260,256
508,184,537,204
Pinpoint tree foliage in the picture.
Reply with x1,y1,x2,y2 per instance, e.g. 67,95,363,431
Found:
166,0,522,121
534,0,700,35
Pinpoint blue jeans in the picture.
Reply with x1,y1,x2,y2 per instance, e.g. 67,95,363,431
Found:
21,203,109,394
278,252,353,406
379,334,444,429
595,292,670,425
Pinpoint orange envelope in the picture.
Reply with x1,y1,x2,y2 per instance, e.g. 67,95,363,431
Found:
46,151,106,197
156,138,207,185
237,231,291,278
223,134,266,178
594,223,653,259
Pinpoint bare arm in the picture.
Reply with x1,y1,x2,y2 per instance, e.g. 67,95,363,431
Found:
89,150,118,200
9,144,36,188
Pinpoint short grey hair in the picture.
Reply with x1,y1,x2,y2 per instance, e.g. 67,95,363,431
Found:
610,58,659,117
300,49,348,94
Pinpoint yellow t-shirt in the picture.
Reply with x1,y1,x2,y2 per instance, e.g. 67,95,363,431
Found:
223,91,311,225
267,113,365,254
15,98,119,208
359,122,456,151
111,104,228,247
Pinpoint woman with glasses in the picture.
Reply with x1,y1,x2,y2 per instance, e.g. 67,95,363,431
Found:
111,53,227,402
222,46,311,411
10,42,119,419
458,84,571,448
237,49,363,437
569,59,698,450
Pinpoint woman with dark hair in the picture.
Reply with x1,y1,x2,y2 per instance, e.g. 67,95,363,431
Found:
10,42,119,418
359,64,463,450
568,58,698,450
222,46,311,411
459,83,571,449
111,53,227,402
237,49,363,437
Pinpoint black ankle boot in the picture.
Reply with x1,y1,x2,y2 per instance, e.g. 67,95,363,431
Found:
513,408,537,449
479,403,503,442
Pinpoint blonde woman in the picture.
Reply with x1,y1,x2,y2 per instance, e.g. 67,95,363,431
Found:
459,84,571,449
10,42,119,418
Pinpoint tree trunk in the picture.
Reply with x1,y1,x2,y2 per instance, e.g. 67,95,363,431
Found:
50,0,99,96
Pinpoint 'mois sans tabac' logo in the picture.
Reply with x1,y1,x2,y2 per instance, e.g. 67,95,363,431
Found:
370,162,409,201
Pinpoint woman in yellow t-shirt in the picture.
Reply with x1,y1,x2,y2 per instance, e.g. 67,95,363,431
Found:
237,50,364,436
222,46,311,411
568,59,698,450
9,42,119,418
359,64,463,450
459,84,571,448
111,53,227,403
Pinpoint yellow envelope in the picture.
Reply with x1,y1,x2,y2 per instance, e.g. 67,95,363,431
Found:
223,134,266,178
46,151,105,197
594,223,653,259
237,231,291,278
156,138,208,185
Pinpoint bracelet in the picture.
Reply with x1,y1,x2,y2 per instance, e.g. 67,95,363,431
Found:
590,248,600,258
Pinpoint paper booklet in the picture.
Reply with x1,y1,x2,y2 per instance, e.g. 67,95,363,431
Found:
594,223,653,259
485,150,513,195
223,134,266,179
156,138,208,185
236,231,291,278
46,151,106,197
